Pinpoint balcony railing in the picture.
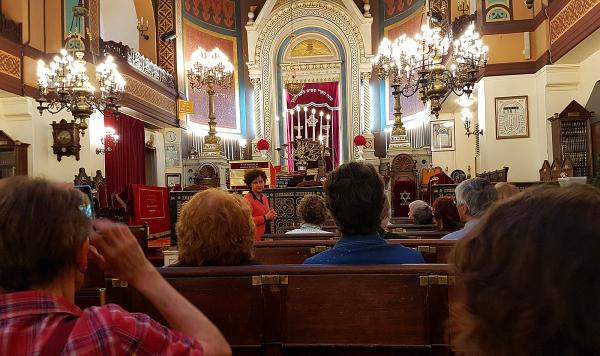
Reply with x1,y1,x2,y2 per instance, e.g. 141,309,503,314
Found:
0,13,22,43
100,39,176,89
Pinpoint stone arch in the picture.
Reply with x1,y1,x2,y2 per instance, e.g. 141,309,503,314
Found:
251,1,369,161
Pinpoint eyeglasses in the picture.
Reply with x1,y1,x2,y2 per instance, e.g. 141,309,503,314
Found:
79,203,93,219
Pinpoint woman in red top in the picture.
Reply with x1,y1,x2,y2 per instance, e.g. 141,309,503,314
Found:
243,169,277,240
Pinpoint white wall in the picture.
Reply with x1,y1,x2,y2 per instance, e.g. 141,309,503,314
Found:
475,66,583,182
100,0,139,51
432,111,478,176
145,128,166,186
0,97,105,182
577,48,600,105
477,75,545,181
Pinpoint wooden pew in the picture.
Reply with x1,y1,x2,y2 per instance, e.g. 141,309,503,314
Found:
105,264,453,356
254,239,455,264
262,233,341,241
263,230,448,241
389,223,438,231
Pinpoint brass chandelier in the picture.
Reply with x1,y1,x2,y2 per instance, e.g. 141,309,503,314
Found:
372,0,488,142
36,0,125,135
283,0,304,96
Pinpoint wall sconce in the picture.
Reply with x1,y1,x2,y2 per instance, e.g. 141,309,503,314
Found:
137,17,149,40
461,108,483,137
96,127,119,155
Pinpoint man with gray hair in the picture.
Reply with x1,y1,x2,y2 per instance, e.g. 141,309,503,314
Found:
442,177,498,240
408,200,433,225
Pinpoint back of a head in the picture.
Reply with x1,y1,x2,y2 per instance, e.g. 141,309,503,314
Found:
452,184,600,356
297,195,328,225
455,177,497,218
324,161,384,235
495,182,520,201
408,200,433,224
0,176,90,292
176,189,255,265
432,197,461,231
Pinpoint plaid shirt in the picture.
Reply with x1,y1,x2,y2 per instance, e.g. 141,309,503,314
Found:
0,291,204,355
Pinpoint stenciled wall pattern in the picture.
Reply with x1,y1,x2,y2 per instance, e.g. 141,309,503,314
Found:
183,0,236,30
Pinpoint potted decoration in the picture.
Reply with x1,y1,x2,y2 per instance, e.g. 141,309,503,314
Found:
257,139,270,159
354,135,366,160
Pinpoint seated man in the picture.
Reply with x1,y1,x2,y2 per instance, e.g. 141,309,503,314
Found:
442,177,497,240
286,195,332,234
304,162,424,264
408,200,433,225
0,177,230,355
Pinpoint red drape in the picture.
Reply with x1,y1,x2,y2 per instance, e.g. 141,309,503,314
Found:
285,82,340,171
104,112,146,199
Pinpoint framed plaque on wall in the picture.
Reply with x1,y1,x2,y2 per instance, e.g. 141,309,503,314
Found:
431,119,455,152
495,96,529,139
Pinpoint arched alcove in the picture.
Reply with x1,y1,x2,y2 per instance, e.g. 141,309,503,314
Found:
247,0,373,162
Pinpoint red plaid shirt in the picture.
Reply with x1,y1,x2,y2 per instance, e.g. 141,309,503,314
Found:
0,291,204,355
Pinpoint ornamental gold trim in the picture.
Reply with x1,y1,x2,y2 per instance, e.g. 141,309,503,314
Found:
0,50,21,79
123,74,177,116
550,0,600,44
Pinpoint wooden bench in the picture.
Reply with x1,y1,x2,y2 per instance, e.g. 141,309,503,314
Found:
254,239,455,264
389,223,439,231
263,230,448,241
105,264,453,356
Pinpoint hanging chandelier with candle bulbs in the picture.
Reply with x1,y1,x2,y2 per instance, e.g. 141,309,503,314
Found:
283,0,304,97
372,0,488,120
36,0,125,135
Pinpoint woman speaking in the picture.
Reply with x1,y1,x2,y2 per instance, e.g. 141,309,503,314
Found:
243,169,277,240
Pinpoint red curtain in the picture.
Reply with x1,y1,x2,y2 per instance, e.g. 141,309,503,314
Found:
285,82,340,171
104,112,146,198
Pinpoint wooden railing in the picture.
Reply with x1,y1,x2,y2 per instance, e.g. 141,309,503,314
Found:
100,39,175,89
0,12,21,43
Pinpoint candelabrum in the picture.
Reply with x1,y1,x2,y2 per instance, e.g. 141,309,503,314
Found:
36,0,125,136
291,138,330,173
186,47,234,156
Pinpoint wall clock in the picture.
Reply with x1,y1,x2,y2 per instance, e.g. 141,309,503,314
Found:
51,119,81,161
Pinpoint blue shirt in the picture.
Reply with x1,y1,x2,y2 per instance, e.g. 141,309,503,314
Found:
441,219,478,240
303,233,425,265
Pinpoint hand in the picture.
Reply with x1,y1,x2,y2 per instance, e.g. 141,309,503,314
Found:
89,219,155,286
265,209,277,221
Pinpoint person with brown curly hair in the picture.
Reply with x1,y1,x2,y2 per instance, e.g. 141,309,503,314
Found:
174,189,257,266
243,169,277,240
451,184,600,356
286,195,332,234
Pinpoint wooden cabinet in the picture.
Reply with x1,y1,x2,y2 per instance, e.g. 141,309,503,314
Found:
549,101,594,178
0,131,29,178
